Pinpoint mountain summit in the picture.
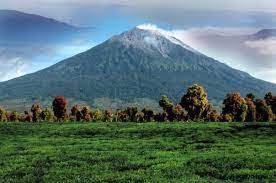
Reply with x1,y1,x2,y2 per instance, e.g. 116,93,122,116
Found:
0,27,275,109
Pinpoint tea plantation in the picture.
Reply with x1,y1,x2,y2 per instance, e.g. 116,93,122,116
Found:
0,122,275,182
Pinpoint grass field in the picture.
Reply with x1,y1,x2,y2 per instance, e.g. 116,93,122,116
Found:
0,122,275,182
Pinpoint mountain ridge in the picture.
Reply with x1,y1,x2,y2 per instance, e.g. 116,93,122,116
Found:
0,27,275,110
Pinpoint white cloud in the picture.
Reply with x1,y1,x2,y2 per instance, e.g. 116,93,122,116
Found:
244,38,276,56
0,57,28,81
137,24,276,83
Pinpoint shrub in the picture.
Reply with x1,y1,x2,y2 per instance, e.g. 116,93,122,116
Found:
245,98,256,122
141,108,154,122
41,108,54,122
31,104,42,122
52,96,68,121
22,111,33,122
255,99,273,122
264,92,276,115
221,113,233,122
93,109,102,121
159,95,181,121
0,107,8,122
180,84,210,120
154,112,166,122
125,107,138,122
207,109,220,122
222,93,248,122
81,106,92,122
103,110,113,122
9,111,20,122
117,110,128,122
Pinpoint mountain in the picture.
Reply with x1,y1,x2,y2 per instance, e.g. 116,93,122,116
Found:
0,10,87,43
249,29,276,40
0,27,276,110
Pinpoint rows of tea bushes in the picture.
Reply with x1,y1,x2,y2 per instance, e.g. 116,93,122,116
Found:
0,84,275,122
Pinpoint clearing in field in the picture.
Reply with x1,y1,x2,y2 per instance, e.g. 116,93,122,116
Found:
0,122,275,182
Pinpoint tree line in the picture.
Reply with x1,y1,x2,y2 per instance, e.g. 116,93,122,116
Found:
0,84,275,123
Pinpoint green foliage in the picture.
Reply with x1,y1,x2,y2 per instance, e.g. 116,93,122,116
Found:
0,107,7,122
31,103,42,122
9,111,20,122
180,84,210,120
41,108,54,122
246,93,256,101
0,122,275,182
222,92,248,122
93,109,103,122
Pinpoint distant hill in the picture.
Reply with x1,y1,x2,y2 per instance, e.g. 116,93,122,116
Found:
0,10,88,43
0,27,275,110
249,29,276,40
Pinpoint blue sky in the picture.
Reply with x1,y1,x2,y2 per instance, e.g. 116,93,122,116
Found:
0,0,276,83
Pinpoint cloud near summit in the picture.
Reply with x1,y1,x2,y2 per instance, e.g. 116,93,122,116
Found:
137,24,276,83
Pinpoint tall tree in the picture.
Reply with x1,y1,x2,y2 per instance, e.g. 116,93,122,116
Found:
264,92,276,115
0,107,7,122
222,92,248,122
52,96,68,121
31,103,42,122
255,99,273,122
245,98,256,122
180,84,210,120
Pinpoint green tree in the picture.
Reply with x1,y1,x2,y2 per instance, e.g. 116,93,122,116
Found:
0,107,7,122
31,103,42,122
180,84,210,120
246,93,256,101
10,111,20,122
41,108,54,122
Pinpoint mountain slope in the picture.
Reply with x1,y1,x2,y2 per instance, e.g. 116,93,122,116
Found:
249,29,276,40
0,10,83,43
0,27,275,110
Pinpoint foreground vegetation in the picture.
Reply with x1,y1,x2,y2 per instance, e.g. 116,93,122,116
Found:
0,84,275,123
0,122,275,182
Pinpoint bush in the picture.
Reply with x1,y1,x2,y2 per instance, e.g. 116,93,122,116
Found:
207,109,220,122
141,108,154,122
103,110,113,122
31,104,42,122
255,99,273,122
0,107,8,122
9,111,20,122
81,106,92,122
221,113,233,122
154,112,166,122
41,108,54,122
